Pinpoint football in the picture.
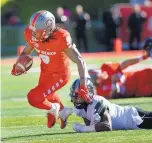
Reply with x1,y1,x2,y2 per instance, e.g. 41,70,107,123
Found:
15,55,33,74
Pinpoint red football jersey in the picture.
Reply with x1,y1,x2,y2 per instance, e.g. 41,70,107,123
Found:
101,62,122,76
97,62,136,98
24,26,71,74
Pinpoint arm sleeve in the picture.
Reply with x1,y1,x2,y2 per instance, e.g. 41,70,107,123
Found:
60,31,72,51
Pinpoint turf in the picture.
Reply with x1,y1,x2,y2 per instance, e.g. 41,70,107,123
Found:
1,56,152,143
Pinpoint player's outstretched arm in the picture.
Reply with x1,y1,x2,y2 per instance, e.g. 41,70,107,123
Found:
64,44,93,103
120,51,148,70
64,43,88,85
73,110,112,133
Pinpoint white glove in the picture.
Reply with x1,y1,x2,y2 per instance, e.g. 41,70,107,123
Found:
91,113,101,125
73,123,85,133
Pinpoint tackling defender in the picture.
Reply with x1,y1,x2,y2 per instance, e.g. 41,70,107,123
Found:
11,10,91,129
88,38,152,99
70,79,152,133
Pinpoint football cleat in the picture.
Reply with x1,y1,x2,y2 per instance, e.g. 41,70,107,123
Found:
47,103,60,128
59,107,73,129
47,113,56,128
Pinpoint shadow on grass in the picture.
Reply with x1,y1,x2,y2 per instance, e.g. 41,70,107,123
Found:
1,131,77,141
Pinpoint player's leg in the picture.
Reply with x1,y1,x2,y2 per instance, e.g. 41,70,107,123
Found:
136,31,141,50
75,31,81,51
129,31,135,50
82,31,88,52
27,72,70,109
136,107,152,129
46,92,73,129
27,73,72,128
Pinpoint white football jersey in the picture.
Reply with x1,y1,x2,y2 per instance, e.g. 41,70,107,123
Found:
73,95,143,130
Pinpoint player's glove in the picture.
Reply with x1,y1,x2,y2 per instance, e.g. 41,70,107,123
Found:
91,113,101,125
73,123,85,133
11,64,25,76
78,85,93,104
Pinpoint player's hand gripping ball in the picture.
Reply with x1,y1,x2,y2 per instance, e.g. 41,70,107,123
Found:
11,55,33,76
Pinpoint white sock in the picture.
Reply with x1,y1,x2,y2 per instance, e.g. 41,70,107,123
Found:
49,103,60,113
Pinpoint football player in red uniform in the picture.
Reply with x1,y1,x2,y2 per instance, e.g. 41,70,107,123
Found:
88,38,152,99
11,10,91,129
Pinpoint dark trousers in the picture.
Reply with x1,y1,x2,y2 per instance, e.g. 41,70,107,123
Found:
129,31,141,50
75,31,88,52
105,30,117,52
136,107,152,129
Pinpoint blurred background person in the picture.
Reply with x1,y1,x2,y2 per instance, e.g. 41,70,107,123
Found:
73,5,90,53
102,8,122,51
62,6,71,31
128,4,147,50
63,6,71,18
1,4,23,26
55,6,68,30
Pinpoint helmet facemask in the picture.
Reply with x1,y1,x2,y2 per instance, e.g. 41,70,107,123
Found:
70,88,87,109
69,78,95,109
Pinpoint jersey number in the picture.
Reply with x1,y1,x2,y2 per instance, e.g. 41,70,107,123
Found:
39,54,50,64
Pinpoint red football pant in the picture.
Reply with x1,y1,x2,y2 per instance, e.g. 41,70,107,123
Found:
27,72,70,110
136,68,152,97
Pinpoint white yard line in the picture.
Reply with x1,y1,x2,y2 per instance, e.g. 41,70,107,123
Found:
2,122,74,129
2,115,45,118
1,125,45,128
10,97,27,101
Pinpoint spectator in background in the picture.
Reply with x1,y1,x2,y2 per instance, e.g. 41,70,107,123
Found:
62,6,71,31
128,4,147,50
63,6,71,18
73,5,90,52
55,7,68,30
8,14,22,25
1,4,22,26
102,8,122,51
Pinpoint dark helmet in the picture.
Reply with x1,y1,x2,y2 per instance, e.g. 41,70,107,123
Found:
143,37,152,57
88,69,101,85
69,78,95,109
143,37,152,49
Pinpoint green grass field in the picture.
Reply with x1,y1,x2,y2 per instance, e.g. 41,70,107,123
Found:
1,56,152,143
